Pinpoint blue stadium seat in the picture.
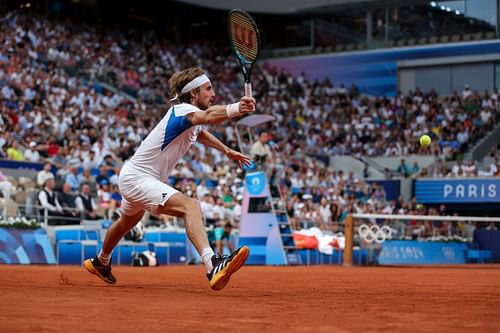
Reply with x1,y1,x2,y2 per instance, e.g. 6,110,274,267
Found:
467,249,493,263
205,179,218,188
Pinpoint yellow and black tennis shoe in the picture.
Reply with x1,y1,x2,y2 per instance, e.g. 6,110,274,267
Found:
84,256,117,284
207,246,249,291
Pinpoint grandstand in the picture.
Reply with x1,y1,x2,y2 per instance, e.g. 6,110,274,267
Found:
0,0,499,332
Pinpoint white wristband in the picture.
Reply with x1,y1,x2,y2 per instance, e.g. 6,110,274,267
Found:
226,102,241,118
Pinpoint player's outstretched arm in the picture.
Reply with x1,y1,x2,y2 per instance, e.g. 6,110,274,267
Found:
197,129,252,169
188,96,255,126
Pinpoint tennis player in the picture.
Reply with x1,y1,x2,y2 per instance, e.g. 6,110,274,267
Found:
85,67,254,290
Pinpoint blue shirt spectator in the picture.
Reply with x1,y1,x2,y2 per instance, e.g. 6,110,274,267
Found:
65,167,81,192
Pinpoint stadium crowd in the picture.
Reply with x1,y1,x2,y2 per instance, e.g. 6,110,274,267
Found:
0,11,499,236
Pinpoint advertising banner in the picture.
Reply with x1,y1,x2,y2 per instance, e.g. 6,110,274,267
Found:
379,240,466,265
415,179,499,203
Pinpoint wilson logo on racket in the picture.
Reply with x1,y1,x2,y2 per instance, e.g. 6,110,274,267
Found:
232,23,255,49
228,9,261,97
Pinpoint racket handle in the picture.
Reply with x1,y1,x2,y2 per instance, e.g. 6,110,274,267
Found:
244,82,252,97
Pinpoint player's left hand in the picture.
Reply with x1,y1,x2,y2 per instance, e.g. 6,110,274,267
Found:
226,149,252,169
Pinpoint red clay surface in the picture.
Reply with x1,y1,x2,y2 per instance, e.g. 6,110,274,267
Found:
0,265,499,332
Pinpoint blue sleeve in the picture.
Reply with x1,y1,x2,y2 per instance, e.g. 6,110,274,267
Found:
161,107,194,151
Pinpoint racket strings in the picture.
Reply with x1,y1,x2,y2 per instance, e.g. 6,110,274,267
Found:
229,13,259,62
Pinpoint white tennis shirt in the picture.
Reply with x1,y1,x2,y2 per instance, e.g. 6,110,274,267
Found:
126,103,202,182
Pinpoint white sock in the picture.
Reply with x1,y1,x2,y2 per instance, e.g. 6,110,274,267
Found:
201,247,215,272
98,250,111,266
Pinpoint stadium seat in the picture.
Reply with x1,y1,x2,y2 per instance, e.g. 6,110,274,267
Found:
428,36,438,43
314,47,324,54
417,37,428,44
473,32,484,40
451,34,461,42
439,35,450,43
439,35,449,43
386,40,396,47
396,39,406,47
467,249,493,263
335,44,345,52
462,33,473,41
485,31,495,39
2,202,18,218
14,191,29,205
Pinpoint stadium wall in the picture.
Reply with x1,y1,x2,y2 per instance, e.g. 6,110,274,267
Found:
397,54,499,95
0,227,56,264
266,40,500,96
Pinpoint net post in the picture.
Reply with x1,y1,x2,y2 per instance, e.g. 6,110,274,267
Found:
343,214,353,267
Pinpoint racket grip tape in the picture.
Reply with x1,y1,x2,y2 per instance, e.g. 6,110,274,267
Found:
244,82,252,97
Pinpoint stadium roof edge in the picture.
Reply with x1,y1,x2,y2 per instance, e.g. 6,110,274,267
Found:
175,0,431,14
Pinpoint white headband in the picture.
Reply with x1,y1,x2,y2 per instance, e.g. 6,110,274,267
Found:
181,74,210,94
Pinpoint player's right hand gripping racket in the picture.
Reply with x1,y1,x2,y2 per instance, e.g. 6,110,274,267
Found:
228,9,261,97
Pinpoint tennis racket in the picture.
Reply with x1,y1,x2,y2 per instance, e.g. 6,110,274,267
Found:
228,9,261,97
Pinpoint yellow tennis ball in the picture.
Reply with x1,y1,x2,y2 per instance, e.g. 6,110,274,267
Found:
420,134,431,147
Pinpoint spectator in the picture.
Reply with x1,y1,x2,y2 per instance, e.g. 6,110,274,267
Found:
65,165,81,192
318,197,331,226
95,166,110,186
208,222,234,256
6,140,24,161
24,141,41,162
97,179,112,209
410,161,420,175
38,178,76,225
75,183,103,220
83,150,99,170
58,183,80,219
250,132,272,166
110,184,122,209
451,160,464,177
77,168,98,195
200,194,216,227
0,170,13,201
396,159,410,177
463,160,477,177
478,165,494,177
212,197,226,223
37,162,55,187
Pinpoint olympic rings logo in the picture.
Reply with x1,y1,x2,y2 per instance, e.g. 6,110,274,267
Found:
358,224,394,243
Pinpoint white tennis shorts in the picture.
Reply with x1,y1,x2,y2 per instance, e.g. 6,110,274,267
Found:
119,163,178,216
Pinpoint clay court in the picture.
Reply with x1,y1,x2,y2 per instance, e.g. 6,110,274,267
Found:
0,265,499,332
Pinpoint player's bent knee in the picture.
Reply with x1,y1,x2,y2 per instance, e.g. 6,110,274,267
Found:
119,211,144,230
